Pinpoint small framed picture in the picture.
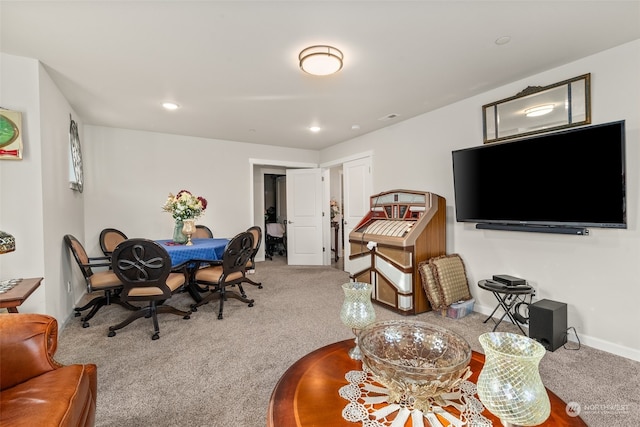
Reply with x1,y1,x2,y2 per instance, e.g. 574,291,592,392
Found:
0,110,24,160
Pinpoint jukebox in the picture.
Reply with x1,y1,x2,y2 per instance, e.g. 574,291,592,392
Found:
348,189,446,314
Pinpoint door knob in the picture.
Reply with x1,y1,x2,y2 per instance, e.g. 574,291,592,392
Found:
288,220,294,224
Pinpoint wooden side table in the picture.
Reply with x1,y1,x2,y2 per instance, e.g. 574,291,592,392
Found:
268,339,586,427
0,277,43,313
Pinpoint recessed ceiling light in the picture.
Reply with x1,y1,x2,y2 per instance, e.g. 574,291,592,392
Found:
162,102,180,110
309,126,321,133
351,124,361,131
495,36,511,46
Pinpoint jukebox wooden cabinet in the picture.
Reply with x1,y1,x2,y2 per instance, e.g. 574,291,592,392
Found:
348,189,446,315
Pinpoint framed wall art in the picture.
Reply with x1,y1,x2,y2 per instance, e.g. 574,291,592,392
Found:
0,109,23,160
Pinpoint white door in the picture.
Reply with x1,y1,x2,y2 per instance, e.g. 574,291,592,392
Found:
343,157,372,274
286,168,323,265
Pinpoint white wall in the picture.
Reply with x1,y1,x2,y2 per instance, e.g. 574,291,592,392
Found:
0,54,44,306
0,53,84,323
320,40,640,360
39,63,87,319
83,126,319,257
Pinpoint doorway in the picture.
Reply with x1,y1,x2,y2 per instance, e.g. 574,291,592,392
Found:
328,165,344,270
264,174,287,260
250,153,371,270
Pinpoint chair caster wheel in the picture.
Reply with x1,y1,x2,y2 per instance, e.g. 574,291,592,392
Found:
258,285,263,289
248,302,254,307
74,311,81,317
190,306,198,312
217,315,223,320
152,333,159,340
108,330,116,337
82,322,90,328
183,315,190,320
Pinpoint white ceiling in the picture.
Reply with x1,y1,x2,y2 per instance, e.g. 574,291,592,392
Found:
1,1,639,150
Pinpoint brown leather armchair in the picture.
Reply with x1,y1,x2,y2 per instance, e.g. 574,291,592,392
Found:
0,313,97,427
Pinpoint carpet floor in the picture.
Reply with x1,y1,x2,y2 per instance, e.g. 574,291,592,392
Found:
55,257,640,426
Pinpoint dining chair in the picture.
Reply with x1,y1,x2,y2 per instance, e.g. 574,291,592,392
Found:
109,238,192,340
242,226,263,289
64,234,137,328
194,224,213,238
190,231,255,319
99,227,128,257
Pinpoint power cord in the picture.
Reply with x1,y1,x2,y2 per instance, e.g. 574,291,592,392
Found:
512,293,533,325
563,326,581,350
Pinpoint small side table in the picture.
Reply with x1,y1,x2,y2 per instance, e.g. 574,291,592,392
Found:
478,279,532,334
0,277,43,313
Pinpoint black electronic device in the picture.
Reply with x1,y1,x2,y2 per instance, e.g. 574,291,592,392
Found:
529,299,567,351
493,274,526,286
451,120,627,234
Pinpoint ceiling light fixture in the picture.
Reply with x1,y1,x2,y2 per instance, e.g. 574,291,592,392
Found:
309,126,321,133
162,102,180,110
525,104,554,117
299,45,343,76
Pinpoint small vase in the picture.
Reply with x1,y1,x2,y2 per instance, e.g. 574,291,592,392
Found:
173,219,188,244
477,332,551,426
340,282,376,360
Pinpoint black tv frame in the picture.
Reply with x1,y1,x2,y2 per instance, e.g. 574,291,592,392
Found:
452,120,626,235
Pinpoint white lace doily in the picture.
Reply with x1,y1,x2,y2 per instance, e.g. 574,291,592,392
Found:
339,367,492,427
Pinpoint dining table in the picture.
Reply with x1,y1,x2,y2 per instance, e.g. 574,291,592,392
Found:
156,238,229,302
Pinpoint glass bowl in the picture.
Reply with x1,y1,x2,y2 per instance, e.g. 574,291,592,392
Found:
358,320,472,407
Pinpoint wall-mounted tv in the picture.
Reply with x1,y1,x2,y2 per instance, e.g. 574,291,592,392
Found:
452,120,626,235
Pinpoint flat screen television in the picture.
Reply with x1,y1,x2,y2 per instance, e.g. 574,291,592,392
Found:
452,120,626,234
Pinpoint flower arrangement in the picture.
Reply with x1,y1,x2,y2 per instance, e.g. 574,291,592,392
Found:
162,190,208,221
330,199,341,221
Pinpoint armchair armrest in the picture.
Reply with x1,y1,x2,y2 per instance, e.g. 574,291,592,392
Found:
0,314,59,390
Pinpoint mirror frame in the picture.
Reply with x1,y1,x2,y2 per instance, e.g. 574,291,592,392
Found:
482,73,591,144
69,115,84,193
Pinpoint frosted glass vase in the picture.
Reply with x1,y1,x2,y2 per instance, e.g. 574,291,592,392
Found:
477,332,551,426
340,282,376,360
172,219,188,244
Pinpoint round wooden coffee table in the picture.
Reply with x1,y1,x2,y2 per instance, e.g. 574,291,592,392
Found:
267,339,587,427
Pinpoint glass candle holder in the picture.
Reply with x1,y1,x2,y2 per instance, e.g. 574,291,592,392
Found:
477,332,551,426
182,219,196,246
340,282,376,360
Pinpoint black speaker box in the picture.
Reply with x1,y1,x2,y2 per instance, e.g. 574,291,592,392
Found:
528,299,567,352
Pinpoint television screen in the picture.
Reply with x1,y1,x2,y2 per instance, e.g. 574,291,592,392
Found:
452,120,626,232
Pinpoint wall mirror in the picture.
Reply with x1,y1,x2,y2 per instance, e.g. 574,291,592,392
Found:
483,73,591,143
69,115,84,192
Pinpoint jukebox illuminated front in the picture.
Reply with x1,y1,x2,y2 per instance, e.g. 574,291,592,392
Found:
348,189,446,314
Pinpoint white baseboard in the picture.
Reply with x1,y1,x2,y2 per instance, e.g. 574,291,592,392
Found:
473,303,640,362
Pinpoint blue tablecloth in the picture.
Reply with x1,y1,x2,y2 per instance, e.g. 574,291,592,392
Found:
156,238,229,267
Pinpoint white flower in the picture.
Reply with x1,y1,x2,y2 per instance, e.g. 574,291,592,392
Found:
162,190,208,221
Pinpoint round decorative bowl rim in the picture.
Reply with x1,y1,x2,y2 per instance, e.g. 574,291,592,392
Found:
358,319,472,375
